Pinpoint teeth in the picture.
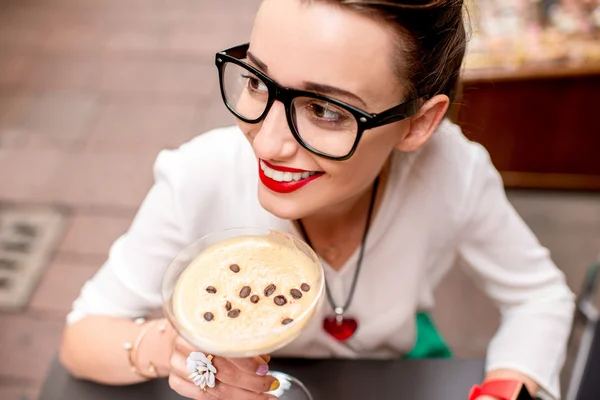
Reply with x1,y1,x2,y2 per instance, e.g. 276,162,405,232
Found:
260,161,317,183
264,166,274,179
272,171,284,181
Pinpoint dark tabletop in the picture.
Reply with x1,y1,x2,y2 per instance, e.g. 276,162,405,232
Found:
40,356,485,400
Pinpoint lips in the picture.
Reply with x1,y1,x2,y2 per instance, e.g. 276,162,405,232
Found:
258,159,323,194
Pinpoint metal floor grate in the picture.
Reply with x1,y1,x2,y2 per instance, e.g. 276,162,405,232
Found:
0,204,66,312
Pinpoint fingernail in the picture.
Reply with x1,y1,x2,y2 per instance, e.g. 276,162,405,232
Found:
269,378,280,391
257,363,269,376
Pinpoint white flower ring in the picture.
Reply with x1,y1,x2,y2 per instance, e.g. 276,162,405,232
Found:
186,352,217,391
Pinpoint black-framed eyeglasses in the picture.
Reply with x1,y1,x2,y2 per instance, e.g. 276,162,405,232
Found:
215,43,423,161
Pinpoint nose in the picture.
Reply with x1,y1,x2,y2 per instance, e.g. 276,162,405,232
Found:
252,101,299,161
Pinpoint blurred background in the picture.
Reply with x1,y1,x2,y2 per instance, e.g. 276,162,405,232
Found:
0,0,598,399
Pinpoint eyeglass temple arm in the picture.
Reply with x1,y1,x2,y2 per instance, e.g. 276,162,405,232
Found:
363,98,423,129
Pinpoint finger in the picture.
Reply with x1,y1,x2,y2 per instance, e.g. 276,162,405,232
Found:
174,335,198,354
171,352,277,394
173,336,269,374
168,373,219,400
230,356,270,375
211,357,277,393
205,378,277,400
259,354,271,363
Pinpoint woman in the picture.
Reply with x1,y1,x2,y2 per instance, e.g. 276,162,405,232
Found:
59,0,575,399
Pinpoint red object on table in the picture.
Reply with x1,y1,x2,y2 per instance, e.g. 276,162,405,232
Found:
469,379,534,400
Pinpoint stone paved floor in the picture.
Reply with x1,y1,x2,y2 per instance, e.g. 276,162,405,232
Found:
0,1,599,399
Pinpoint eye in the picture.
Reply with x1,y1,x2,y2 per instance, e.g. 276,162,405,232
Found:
306,101,347,122
242,74,268,93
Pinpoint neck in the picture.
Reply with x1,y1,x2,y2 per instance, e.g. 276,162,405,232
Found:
302,185,373,228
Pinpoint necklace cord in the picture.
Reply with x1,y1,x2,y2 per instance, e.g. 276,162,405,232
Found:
296,176,380,312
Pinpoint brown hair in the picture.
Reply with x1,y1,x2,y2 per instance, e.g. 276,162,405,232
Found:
306,0,467,103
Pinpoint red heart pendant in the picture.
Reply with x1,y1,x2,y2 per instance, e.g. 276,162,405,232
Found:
323,317,358,341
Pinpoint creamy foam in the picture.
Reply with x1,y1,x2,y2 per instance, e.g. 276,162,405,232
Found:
172,234,321,356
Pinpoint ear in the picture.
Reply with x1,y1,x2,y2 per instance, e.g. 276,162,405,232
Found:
395,95,449,152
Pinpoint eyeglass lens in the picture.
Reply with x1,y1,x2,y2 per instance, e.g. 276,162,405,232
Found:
222,62,359,158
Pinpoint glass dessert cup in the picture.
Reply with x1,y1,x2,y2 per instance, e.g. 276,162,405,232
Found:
162,227,325,400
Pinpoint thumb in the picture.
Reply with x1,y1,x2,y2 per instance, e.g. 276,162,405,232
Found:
259,354,271,363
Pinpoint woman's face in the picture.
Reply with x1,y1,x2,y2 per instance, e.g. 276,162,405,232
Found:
238,0,434,220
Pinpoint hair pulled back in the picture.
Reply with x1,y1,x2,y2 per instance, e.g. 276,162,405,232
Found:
306,0,467,102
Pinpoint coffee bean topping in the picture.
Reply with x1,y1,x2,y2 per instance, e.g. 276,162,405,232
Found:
250,295,260,304
204,312,214,321
264,284,276,297
229,264,241,273
239,286,251,298
225,301,232,311
227,309,241,318
300,283,311,292
274,295,287,306
282,318,294,325
290,289,303,299
206,286,217,294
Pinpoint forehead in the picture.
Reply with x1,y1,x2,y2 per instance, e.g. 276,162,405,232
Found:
249,0,402,108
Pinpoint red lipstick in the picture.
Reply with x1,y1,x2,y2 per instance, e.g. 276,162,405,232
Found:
258,160,323,194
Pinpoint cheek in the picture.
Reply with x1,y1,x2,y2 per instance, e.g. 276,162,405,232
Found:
320,155,383,198
334,157,382,184
337,129,398,173
237,120,258,143
320,128,398,187
377,121,410,151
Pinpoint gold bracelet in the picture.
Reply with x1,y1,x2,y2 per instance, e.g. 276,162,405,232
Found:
123,318,167,380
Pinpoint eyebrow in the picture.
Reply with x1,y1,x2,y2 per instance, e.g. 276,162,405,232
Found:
246,51,368,108
247,51,269,72
302,82,367,108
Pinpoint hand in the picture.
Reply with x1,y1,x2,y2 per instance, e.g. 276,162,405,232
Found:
168,335,279,399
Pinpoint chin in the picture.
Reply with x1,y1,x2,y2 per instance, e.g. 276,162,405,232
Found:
257,185,313,221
